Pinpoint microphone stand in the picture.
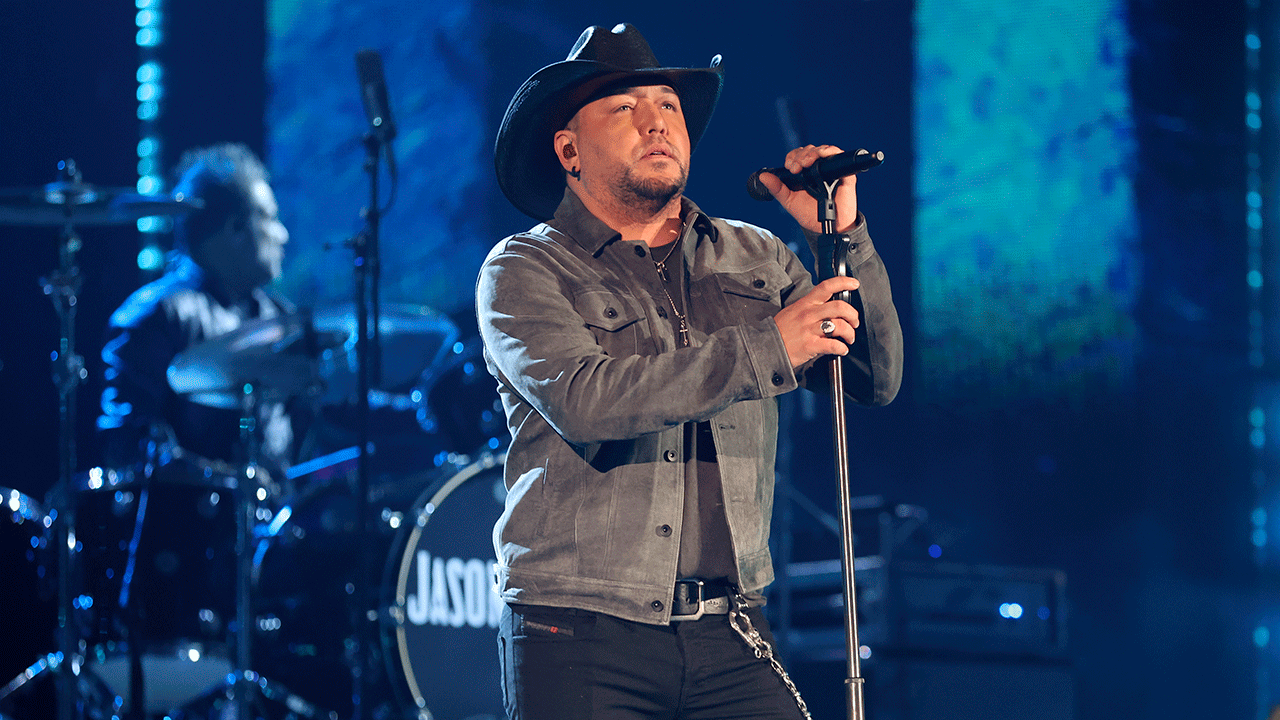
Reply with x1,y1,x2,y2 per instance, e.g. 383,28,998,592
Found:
346,128,384,720
805,171,866,720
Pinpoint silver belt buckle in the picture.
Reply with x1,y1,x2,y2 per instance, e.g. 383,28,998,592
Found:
670,578,709,622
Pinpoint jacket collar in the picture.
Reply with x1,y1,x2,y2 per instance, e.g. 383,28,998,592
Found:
546,187,717,256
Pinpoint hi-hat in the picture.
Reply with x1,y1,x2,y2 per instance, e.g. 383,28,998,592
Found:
0,180,203,227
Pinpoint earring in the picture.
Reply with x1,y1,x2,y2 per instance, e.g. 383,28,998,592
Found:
568,166,581,180
562,143,577,159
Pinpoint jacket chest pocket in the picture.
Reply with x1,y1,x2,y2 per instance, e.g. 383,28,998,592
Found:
574,289,644,356
711,266,791,325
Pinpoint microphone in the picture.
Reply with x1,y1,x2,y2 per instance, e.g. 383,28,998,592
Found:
747,149,884,201
355,49,397,142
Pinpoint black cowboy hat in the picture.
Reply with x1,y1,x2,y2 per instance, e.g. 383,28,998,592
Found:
494,23,724,221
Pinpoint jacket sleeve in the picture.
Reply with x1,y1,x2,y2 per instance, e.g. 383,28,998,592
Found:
98,303,183,463
476,238,799,446
796,215,903,406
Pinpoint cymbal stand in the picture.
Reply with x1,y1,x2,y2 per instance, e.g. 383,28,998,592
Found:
174,383,315,720
805,171,866,720
41,160,90,720
230,382,260,718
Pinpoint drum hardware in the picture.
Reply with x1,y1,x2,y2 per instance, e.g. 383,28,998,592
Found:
0,156,511,718
0,165,203,227
304,304,463,480
230,381,267,718
0,489,61,714
162,338,329,719
26,456,248,718
163,299,499,717
0,160,200,720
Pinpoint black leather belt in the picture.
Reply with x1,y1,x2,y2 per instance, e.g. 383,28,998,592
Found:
669,579,733,621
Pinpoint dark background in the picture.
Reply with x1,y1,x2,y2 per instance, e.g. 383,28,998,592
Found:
0,1,1270,719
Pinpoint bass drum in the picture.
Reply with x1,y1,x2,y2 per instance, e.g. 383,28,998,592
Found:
384,453,507,720
252,452,507,720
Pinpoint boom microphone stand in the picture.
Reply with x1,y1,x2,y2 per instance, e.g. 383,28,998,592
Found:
348,47,397,720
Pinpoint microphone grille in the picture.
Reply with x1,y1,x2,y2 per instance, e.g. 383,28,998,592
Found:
746,169,774,202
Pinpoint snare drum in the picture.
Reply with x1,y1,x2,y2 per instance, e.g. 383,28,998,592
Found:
252,452,508,720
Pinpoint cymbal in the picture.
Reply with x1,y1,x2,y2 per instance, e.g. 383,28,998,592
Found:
312,303,460,403
167,314,345,404
0,180,203,227
167,303,458,407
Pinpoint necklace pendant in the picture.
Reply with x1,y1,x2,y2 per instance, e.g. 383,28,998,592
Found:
655,262,669,283
678,318,690,347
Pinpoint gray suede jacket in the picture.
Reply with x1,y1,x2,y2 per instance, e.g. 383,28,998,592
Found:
476,189,902,625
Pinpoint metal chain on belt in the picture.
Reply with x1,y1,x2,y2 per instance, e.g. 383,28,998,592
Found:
728,591,813,720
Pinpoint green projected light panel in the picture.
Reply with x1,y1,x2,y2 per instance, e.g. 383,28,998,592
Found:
915,0,1137,405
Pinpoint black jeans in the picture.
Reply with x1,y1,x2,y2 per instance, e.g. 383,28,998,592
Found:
498,603,808,720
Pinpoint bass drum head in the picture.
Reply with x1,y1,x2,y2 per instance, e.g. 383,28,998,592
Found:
385,452,507,720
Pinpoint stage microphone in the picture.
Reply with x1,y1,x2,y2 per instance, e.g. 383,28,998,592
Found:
747,149,884,201
355,49,397,141
355,49,398,178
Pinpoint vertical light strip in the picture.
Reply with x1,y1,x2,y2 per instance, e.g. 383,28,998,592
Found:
136,0,166,275
1245,1,1275,717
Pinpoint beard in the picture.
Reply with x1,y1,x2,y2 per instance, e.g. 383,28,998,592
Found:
614,162,687,218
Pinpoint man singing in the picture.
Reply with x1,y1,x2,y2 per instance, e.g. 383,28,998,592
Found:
478,23,902,719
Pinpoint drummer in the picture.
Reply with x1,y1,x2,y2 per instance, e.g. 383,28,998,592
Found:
98,142,300,478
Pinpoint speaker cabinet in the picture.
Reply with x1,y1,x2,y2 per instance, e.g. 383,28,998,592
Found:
792,655,1075,720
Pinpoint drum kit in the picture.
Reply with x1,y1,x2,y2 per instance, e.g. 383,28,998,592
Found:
0,162,509,720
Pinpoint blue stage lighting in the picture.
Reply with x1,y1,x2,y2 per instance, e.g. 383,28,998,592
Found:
137,245,164,271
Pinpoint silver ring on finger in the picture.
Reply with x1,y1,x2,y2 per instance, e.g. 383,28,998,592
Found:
820,319,836,337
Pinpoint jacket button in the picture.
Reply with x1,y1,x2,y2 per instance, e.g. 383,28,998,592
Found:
634,246,647,257
651,600,664,612
657,306,668,318
605,307,618,319
657,524,672,537
753,278,766,289
771,372,785,386
664,449,677,462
